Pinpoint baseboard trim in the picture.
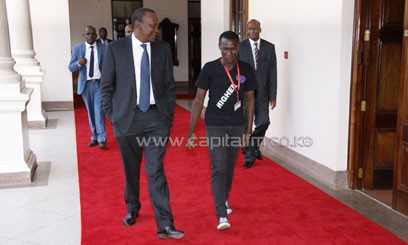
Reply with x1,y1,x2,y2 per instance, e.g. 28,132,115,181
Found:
42,101,73,111
261,137,348,190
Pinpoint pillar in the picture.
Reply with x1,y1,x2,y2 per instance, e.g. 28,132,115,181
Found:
6,0,47,128
0,0,37,186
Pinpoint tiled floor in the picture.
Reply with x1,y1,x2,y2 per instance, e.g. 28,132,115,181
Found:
0,111,80,245
0,101,407,244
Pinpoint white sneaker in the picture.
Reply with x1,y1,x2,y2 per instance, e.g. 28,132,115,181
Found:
225,201,232,215
217,217,231,230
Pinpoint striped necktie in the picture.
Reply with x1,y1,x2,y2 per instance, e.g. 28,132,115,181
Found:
254,42,259,68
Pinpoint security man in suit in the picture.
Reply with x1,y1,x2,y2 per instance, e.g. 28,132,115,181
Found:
96,27,112,45
100,8,184,239
69,25,106,149
238,19,277,168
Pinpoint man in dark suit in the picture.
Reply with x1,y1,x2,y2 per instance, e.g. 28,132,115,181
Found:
96,27,112,45
69,25,106,149
238,19,277,168
100,8,184,239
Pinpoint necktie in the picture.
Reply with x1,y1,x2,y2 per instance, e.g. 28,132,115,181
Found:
139,44,150,112
254,42,259,68
89,46,94,78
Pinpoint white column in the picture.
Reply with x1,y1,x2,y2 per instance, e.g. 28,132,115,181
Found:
0,0,37,186
6,0,46,128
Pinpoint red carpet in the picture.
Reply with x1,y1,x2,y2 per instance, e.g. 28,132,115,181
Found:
75,104,405,244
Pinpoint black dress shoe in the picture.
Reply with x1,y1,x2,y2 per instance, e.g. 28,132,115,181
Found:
256,151,263,160
123,210,139,226
243,160,255,168
98,142,106,149
87,140,97,147
157,226,184,239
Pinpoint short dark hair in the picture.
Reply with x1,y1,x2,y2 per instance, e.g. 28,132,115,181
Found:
219,31,239,44
131,8,155,24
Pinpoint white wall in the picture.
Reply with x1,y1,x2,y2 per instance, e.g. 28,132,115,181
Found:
201,0,355,171
201,0,230,63
338,0,355,171
253,0,355,171
201,0,230,106
68,0,112,48
29,0,72,102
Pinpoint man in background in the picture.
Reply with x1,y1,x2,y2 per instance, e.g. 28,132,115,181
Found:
238,19,277,168
69,25,106,149
124,24,133,37
97,27,112,45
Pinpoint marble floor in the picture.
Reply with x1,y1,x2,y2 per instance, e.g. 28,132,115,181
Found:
0,101,407,244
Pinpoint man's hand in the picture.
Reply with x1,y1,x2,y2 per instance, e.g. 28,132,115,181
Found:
186,133,197,149
241,133,251,148
270,100,276,110
78,58,87,66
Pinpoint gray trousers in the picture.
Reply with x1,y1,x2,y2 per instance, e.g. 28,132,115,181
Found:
205,125,244,218
115,106,174,230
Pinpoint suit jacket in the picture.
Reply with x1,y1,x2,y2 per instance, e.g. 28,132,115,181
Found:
96,38,112,44
238,39,277,101
100,37,176,135
68,42,104,95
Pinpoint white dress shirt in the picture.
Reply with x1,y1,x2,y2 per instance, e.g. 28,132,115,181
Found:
85,42,101,80
131,35,155,105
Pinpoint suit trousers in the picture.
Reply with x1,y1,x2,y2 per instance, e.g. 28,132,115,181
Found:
115,106,174,230
205,125,244,218
244,98,270,162
81,80,106,142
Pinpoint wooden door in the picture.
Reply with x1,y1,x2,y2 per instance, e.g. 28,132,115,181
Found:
360,0,404,190
394,0,408,216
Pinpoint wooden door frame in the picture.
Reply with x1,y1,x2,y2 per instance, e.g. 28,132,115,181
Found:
348,0,365,190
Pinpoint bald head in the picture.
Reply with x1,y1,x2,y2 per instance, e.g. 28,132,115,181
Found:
83,25,97,44
246,19,261,41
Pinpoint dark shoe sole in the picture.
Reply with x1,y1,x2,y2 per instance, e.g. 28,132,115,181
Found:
88,142,98,147
122,212,138,226
157,233,184,239
122,219,135,226
243,160,255,168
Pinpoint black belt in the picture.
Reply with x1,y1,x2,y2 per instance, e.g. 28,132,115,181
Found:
87,79,99,82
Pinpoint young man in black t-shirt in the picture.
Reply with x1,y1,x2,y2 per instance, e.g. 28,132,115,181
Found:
186,31,257,230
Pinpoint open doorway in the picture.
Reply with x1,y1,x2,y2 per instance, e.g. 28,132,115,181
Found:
187,0,201,93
